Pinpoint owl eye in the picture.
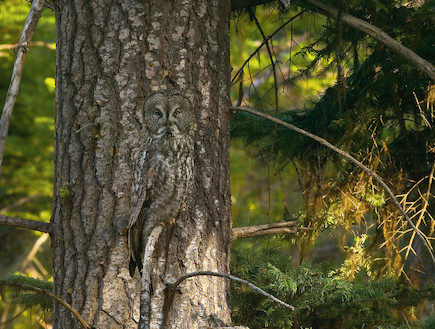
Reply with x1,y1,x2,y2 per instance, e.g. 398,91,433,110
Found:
154,109,163,118
173,109,181,117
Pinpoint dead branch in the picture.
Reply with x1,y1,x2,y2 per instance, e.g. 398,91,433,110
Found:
168,271,294,309
0,281,91,329
233,221,312,239
164,270,294,322
250,11,279,115
403,163,435,261
231,11,305,84
250,10,281,155
231,106,435,267
305,0,435,81
0,41,55,51
0,215,51,233
0,194,42,213
0,0,46,176
20,233,49,273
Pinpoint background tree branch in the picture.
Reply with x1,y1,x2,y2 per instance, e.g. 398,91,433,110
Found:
164,270,294,324
0,0,45,176
233,222,313,239
0,215,51,233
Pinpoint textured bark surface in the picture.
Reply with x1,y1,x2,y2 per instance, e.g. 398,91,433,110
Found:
51,1,232,328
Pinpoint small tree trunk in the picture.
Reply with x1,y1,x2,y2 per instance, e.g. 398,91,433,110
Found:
51,1,232,328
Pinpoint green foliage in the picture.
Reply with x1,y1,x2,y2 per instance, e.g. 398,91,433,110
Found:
231,248,435,329
0,275,53,328
0,274,53,310
422,315,435,329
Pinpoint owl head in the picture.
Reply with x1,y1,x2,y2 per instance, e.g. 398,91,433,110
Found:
144,91,194,138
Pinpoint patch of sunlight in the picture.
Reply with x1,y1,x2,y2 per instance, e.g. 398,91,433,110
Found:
44,77,55,93
39,210,51,222
34,116,55,131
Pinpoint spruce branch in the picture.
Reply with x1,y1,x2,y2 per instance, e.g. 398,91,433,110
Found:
0,0,46,176
305,0,435,81
0,278,91,329
0,214,51,233
231,0,434,81
231,106,435,268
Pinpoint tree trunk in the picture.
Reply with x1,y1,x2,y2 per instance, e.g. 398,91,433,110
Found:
51,1,232,328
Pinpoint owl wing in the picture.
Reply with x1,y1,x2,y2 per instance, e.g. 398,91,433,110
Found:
127,150,159,277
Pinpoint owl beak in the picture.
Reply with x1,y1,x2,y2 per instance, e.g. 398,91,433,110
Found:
165,119,176,137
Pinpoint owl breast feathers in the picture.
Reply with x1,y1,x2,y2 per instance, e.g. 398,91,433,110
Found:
127,91,194,277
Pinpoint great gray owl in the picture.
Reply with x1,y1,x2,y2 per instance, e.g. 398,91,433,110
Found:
127,91,194,277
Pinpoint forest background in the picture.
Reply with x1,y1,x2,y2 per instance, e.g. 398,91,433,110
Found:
0,0,434,328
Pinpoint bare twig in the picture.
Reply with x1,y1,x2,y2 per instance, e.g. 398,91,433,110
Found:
0,214,51,233
403,163,435,261
250,11,280,160
0,41,55,51
250,11,279,116
0,281,91,329
0,0,46,176
231,106,435,267
0,194,41,213
20,233,49,273
0,306,27,326
233,221,312,239
305,0,435,81
400,311,412,329
75,123,99,134
231,11,305,84
164,271,294,322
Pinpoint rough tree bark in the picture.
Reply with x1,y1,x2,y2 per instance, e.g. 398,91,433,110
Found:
51,1,232,328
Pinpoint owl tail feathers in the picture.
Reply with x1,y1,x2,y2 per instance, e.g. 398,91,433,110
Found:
129,257,143,277
129,258,136,277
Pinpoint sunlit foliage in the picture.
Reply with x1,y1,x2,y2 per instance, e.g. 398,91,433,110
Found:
230,0,434,280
